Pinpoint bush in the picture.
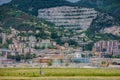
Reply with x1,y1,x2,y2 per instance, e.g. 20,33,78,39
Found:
112,62,118,65
47,60,52,66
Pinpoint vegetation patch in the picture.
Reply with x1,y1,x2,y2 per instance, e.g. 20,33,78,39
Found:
0,68,120,77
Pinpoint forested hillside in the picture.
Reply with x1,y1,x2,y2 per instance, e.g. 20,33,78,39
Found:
7,0,73,16
76,0,120,19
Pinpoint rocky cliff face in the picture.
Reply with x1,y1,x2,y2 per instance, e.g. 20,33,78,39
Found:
38,6,120,37
38,6,98,30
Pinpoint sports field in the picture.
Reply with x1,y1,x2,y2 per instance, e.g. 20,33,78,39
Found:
0,68,120,80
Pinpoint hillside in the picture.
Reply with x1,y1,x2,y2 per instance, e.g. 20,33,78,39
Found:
85,12,120,41
0,6,65,40
7,0,73,16
0,6,55,31
6,0,120,19
76,0,120,19
75,0,120,41
38,6,98,30
0,6,77,46
90,13,120,32
37,5,120,39
0,0,120,44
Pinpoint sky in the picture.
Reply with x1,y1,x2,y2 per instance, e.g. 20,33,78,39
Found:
0,0,79,5
0,0,11,5
67,0,79,3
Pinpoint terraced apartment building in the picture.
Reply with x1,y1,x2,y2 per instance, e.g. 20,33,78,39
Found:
38,6,98,30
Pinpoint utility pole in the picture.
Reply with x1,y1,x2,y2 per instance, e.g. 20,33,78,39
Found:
40,66,44,75
40,60,44,75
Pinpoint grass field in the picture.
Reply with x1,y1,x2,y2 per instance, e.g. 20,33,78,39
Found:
0,68,120,80
0,76,120,80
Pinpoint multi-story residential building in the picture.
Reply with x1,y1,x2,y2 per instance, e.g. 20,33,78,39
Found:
8,42,34,55
93,40,120,56
29,36,37,42
40,39,52,48
17,36,28,41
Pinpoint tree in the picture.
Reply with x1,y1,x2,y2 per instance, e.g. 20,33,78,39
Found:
15,54,21,61
101,61,109,67
6,53,37,62
112,55,120,58
84,43,94,51
112,62,117,65
26,53,32,59
0,38,2,44
7,54,14,59
7,39,12,44
81,54,85,58
2,44,8,48
51,33,59,39
104,54,112,58
89,53,93,57
67,40,78,46
47,60,52,66
32,54,36,58
0,52,2,56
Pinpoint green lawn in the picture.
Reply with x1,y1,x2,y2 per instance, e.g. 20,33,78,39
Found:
0,76,120,80
0,68,120,77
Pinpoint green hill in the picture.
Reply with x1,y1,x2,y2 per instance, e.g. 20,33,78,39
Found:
0,6,74,45
75,0,120,41
0,6,55,31
76,0,120,19
1,0,120,44
85,13,120,42
3,0,120,19
7,0,73,16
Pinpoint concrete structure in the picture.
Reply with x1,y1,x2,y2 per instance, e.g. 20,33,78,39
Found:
40,40,52,48
29,36,37,42
73,51,82,58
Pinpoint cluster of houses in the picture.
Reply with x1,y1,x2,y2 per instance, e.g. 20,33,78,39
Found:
0,27,120,68
0,27,88,67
